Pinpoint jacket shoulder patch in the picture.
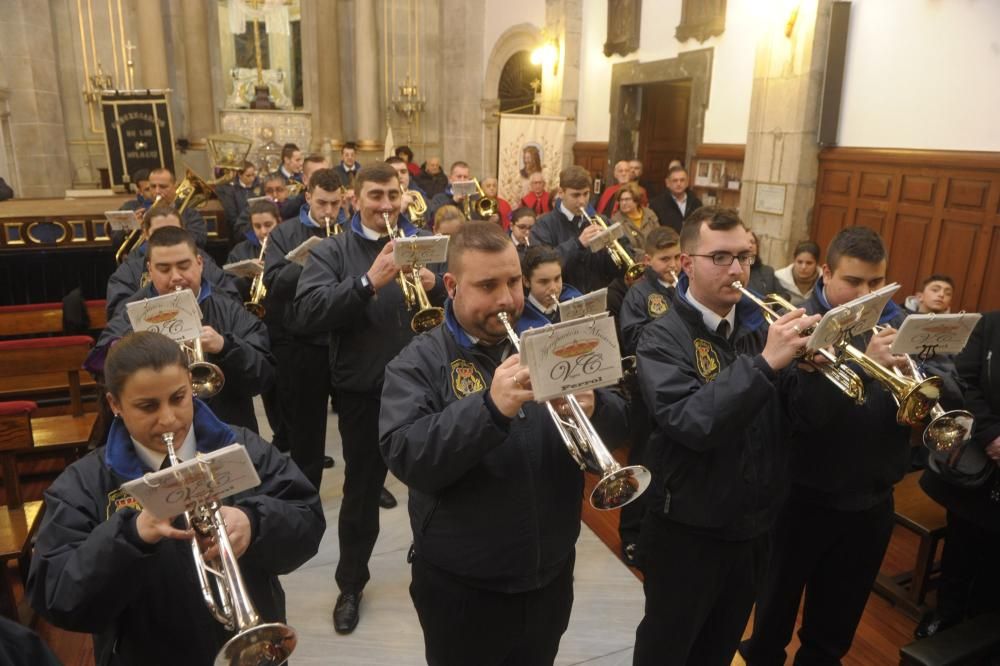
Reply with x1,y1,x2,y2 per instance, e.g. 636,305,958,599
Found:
106,487,142,520
693,338,721,381
647,293,669,318
450,359,486,398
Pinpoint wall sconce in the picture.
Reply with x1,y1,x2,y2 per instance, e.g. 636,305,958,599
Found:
531,39,559,75
391,76,426,122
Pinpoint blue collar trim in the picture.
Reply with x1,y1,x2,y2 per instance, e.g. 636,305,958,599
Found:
443,300,531,350
813,276,902,324
675,272,765,331
349,212,417,238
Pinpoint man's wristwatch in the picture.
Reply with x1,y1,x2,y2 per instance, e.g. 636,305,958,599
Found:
359,273,376,295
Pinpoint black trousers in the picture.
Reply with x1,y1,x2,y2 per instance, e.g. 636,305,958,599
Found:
334,390,388,594
937,509,1000,620
282,342,329,490
740,495,894,666
265,342,292,453
633,515,769,666
410,552,575,666
618,395,652,548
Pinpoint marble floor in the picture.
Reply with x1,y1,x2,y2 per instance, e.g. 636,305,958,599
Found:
254,399,646,665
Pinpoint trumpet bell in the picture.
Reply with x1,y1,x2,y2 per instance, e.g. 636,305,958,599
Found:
215,621,297,666
624,263,645,285
893,374,941,426
191,361,226,398
924,408,974,452
591,465,651,511
411,306,445,333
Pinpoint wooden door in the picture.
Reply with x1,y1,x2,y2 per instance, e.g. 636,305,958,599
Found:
638,81,691,198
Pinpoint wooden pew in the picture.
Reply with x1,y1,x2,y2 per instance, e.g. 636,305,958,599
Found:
0,300,107,338
0,402,45,623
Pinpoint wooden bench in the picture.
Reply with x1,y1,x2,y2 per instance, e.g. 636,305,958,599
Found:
874,471,947,620
0,402,45,623
0,300,107,338
899,612,1000,665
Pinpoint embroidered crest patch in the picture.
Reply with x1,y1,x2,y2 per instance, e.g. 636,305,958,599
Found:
451,359,486,398
647,293,669,318
106,487,142,520
693,338,721,381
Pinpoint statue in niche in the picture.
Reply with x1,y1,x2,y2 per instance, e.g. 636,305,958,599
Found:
604,0,641,57
675,0,727,43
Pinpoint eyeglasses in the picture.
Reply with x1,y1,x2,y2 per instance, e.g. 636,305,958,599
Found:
689,252,756,267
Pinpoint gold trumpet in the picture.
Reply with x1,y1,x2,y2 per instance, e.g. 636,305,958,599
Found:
244,235,269,318
382,212,445,333
116,194,163,265
286,179,305,197
324,215,341,237
731,281,867,403
472,178,499,219
580,209,645,285
865,325,951,429
175,168,217,215
160,432,297,665
402,186,428,227
174,286,226,398
497,311,651,510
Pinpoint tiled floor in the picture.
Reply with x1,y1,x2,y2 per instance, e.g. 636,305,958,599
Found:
258,399,646,665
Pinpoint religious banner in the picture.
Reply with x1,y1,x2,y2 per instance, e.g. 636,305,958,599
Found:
497,114,567,203
100,90,174,190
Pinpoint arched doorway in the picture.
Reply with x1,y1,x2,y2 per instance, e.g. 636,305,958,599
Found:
498,51,541,114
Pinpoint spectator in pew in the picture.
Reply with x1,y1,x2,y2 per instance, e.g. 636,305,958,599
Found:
916,311,1000,638
93,226,274,433
906,274,955,315
28,330,323,666
774,240,822,307
106,205,240,321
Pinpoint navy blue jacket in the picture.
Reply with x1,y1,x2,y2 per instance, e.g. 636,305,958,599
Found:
530,206,627,295
619,267,676,356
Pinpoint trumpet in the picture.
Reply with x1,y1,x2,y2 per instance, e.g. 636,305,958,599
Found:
244,235,269,318
324,215,341,237
286,178,304,197
160,433,296,665
174,286,226,398
116,194,163,265
731,281,866,403
497,311,651,510
382,212,445,333
580,209,645,285
402,186,428,227
472,178,499,219
175,168,217,215
668,270,679,287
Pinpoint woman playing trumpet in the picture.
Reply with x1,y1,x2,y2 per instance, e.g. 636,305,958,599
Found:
27,331,324,666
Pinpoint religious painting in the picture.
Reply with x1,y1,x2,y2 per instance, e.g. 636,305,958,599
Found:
498,115,566,202
676,0,727,43
520,144,544,180
604,0,642,57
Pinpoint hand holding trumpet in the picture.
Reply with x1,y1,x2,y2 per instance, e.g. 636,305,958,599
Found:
761,308,822,371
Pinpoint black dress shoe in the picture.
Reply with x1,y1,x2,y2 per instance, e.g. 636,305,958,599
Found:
333,592,362,634
323,455,335,469
914,610,957,639
379,486,397,509
622,541,639,567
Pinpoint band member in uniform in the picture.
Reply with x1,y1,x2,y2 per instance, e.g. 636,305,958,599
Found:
379,221,629,665
293,162,447,634
216,161,258,228
518,244,582,327
118,167,208,248
93,226,275,433
335,142,361,191
634,206,821,666
740,226,913,666
509,207,536,258
278,154,334,221
262,168,344,475
616,226,680,568
432,205,465,236
427,161,483,222
275,142,304,186
28,331,324,666
531,165,626,294
106,205,240,321
226,199,281,302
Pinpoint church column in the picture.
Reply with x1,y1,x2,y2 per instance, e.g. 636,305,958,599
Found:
180,0,215,142
134,0,169,90
739,0,834,264
315,0,344,150
353,0,380,150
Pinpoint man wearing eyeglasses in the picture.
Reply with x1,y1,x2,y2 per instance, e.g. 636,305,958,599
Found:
632,206,822,665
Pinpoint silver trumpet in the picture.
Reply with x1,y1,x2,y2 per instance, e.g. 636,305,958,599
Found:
161,432,296,665
497,311,651,510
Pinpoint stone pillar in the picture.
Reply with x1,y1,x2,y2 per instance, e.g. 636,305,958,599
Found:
740,0,833,266
545,0,582,169
354,0,380,149
315,0,343,151
134,0,169,90
439,0,485,175
180,0,215,142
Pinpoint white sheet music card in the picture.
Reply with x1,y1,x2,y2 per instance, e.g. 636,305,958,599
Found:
121,444,260,520
519,313,622,402
891,313,982,356
246,196,270,206
104,210,139,232
285,236,324,266
451,181,478,198
806,283,901,350
393,235,449,267
588,222,625,253
126,288,202,342
222,258,263,278
558,288,609,322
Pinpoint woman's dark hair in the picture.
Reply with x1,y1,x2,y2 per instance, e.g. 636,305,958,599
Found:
248,198,282,222
510,207,535,224
792,240,821,262
521,244,561,281
105,331,188,399
395,145,414,162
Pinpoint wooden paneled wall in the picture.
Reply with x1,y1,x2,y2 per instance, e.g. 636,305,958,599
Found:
813,148,1000,312
573,141,609,180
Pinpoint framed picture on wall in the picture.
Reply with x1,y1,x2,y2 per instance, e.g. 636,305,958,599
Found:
695,159,725,187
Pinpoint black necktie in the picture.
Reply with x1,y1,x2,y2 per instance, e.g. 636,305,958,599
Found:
716,319,731,340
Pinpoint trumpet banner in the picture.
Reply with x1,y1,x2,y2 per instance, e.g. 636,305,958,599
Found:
497,114,567,203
